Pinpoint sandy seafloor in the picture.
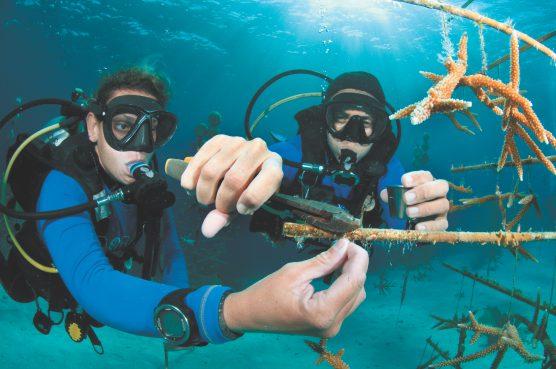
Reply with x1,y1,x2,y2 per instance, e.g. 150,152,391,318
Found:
1,240,554,369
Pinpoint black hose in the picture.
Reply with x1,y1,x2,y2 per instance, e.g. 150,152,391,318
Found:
0,199,97,220
1,99,94,221
244,69,332,141
244,69,332,170
0,98,81,130
243,69,402,171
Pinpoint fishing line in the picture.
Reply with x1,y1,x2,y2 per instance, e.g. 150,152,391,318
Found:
467,278,476,311
506,251,519,322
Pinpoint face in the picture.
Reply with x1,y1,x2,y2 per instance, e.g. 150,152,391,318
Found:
327,108,373,162
86,89,155,185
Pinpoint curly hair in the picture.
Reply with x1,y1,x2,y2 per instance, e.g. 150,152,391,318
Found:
94,67,170,108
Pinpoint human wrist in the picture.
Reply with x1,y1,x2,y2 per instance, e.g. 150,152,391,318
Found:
222,291,250,333
218,290,244,340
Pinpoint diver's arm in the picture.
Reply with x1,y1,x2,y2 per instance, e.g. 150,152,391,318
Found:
36,170,233,343
160,208,189,288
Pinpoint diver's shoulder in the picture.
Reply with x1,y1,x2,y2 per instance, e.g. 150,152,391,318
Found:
270,138,302,164
41,169,87,196
386,155,404,172
269,135,301,156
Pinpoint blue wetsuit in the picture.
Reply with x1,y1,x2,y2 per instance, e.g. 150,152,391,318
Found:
270,135,407,230
37,170,232,344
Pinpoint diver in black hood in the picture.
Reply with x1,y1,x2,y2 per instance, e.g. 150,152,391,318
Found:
251,71,450,239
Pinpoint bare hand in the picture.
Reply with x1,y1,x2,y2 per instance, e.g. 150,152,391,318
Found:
380,170,449,231
180,135,283,238
222,239,368,338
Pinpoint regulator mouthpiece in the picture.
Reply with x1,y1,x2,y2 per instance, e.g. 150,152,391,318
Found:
128,161,154,180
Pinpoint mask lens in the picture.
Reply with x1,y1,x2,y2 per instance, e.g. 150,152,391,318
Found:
152,111,178,148
111,112,139,141
326,104,374,137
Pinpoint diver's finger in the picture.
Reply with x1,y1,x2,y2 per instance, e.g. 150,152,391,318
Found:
308,243,368,313
414,215,449,231
195,137,247,205
201,209,234,238
401,170,434,188
215,138,277,214
404,179,449,206
406,198,450,219
300,239,350,281
235,152,283,215
333,287,366,327
181,135,229,190
320,287,366,338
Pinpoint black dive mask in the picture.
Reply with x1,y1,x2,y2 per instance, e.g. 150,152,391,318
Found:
324,102,389,145
89,95,177,153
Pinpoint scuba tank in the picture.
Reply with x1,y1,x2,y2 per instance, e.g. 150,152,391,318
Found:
0,88,174,353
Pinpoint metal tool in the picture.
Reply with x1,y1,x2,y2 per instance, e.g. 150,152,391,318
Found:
387,185,408,219
164,158,361,234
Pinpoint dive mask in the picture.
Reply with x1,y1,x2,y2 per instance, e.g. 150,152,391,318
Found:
324,90,389,145
89,95,177,153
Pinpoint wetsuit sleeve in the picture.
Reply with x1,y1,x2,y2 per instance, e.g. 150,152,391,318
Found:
269,135,302,189
377,156,407,230
36,170,233,343
160,208,189,288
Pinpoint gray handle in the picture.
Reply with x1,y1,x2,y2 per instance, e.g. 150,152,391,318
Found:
164,158,189,181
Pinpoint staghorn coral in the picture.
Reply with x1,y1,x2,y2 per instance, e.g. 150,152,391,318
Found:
431,313,470,331
305,339,350,369
374,273,395,296
442,263,556,315
391,34,471,125
282,223,556,249
429,311,543,368
449,187,537,244
451,155,556,173
392,32,556,179
425,337,461,369
513,314,556,369
447,181,473,194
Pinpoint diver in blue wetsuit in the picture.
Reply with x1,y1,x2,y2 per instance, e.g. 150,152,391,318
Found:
251,72,451,241
1,68,373,354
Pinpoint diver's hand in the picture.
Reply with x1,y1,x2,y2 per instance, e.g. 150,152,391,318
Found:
180,135,283,238
380,170,449,231
222,239,368,338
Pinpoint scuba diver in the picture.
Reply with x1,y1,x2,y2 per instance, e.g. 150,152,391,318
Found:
193,111,222,151
251,71,450,240
0,68,369,354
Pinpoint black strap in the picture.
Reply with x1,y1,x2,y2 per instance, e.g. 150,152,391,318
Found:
158,289,207,347
88,326,104,355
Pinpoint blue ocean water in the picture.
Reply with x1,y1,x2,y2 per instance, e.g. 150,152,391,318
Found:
0,1,555,368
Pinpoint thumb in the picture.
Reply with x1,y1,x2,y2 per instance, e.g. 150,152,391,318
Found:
201,209,232,238
302,238,350,280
